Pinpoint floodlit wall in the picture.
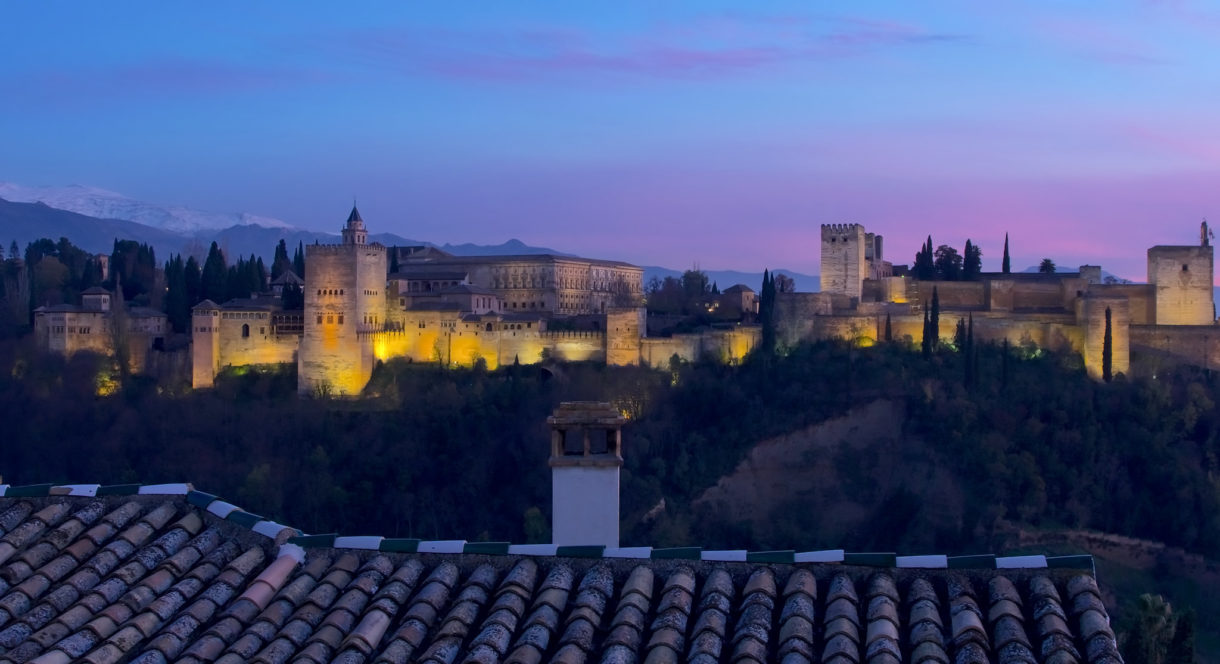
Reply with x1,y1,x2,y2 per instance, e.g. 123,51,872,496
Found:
606,307,644,366
1079,297,1130,379
1131,325,1220,369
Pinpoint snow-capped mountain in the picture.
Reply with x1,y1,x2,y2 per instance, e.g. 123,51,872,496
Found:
0,182,291,233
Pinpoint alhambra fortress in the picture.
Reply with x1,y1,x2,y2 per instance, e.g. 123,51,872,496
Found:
33,207,1220,393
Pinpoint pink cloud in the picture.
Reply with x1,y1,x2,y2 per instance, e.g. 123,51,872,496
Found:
324,15,967,83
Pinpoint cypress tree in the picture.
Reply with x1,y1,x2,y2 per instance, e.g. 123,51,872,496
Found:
184,256,201,306
884,312,892,343
293,241,306,278
272,239,290,280
954,318,967,349
931,286,940,350
1103,306,1113,382
921,304,932,358
1167,609,1196,664
966,313,975,387
201,242,227,303
1002,233,1011,274
760,269,776,354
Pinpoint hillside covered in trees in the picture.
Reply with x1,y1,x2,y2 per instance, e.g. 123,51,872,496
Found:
1,336,1219,657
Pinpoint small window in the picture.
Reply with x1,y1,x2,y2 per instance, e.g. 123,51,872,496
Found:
317,315,323,324
338,315,344,325
1183,264,1189,271
242,323,250,338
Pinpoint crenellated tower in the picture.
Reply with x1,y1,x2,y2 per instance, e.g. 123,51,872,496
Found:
820,223,867,299
298,205,388,396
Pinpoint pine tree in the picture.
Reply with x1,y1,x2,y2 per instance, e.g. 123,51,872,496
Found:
1103,306,1113,382
1002,233,1011,274
884,312,892,343
930,286,940,350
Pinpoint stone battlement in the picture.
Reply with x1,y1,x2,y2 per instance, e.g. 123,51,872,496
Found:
821,223,864,237
306,243,387,257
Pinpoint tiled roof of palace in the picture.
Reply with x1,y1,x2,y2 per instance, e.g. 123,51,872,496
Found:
0,484,1123,664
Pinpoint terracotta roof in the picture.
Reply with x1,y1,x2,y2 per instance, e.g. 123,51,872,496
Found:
0,485,1123,664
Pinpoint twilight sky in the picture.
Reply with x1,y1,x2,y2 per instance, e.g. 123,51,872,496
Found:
2,2,1218,280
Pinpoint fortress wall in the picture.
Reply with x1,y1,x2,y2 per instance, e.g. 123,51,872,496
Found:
1130,325,1220,369
1011,281,1067,310
641,335,702,369
1148,245,1214,325
606,307,645,366
1087,284,1155,325
906,281,986,309
215,313,299,368
545,330,605,363
1080,297,1130,379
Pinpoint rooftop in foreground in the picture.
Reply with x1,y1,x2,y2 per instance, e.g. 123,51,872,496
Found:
0,483,1122,664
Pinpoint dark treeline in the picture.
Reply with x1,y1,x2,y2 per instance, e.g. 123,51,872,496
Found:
0,235,310,336
3,336,1220,561
913,235,984,281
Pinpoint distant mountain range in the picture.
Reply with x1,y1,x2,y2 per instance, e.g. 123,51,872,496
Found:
0,184,816,292
0,195,569,263
0,182,292,233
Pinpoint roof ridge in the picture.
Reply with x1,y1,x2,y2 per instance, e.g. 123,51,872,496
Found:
0,483,1095,575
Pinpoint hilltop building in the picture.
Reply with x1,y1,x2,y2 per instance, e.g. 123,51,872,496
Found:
33,285,168,372
796,221,1217,380
191,207,758,395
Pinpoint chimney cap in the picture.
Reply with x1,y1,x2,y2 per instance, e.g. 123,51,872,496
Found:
547,401,625,427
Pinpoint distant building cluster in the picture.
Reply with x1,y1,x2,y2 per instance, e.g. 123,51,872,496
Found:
190,207,756,396
31,207,1219,392
800,222,1216,380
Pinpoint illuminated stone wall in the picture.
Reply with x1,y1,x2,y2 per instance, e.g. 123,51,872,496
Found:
1079,296,1130,379
906,281,986,309
1148,245,1214,325
298,243,388,396
821,224,867,299
605,307,644,366
1131,325,1220,369
1087,283,1155,325
214,310,299,370
639,327,759,368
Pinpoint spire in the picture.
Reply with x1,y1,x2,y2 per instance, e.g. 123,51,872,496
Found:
342,203,367,245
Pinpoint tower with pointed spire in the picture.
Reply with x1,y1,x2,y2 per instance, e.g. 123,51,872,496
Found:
298,204,387,396
342,205,368,246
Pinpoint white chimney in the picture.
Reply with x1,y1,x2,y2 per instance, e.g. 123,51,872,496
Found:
548,402,626,548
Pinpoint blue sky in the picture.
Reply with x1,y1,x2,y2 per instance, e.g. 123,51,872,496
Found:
2,2,1218,278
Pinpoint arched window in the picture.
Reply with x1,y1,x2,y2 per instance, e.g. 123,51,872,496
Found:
241,323,250,338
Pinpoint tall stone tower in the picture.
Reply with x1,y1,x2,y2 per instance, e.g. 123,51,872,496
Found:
191,300,220,388
548,402,626,548
821,224,867,299
1148,236,1215,325
297,206,387,396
